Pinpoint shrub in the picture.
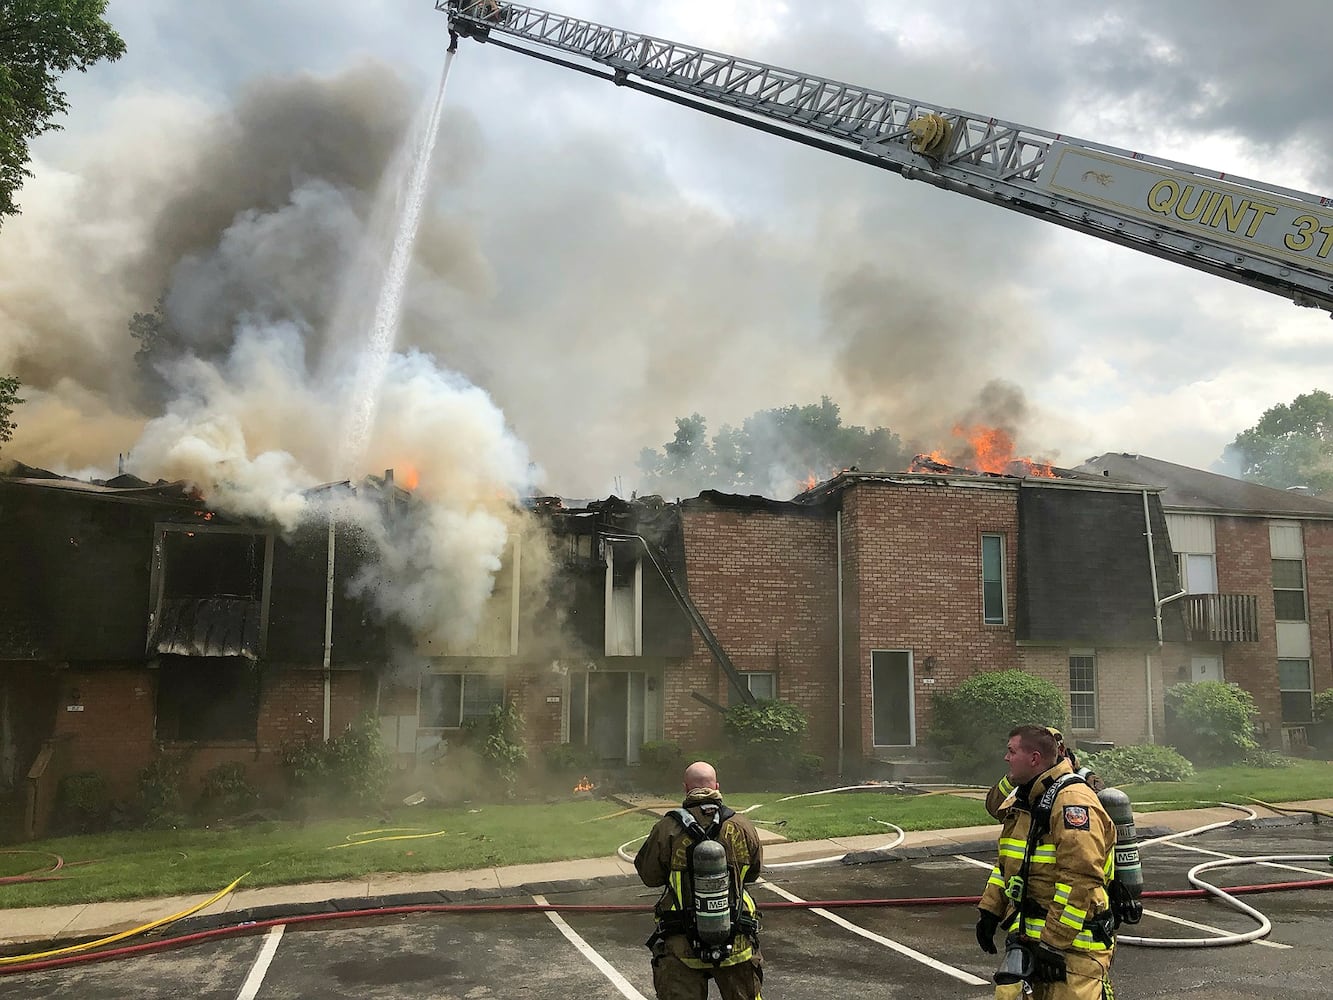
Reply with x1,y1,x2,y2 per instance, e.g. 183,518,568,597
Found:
1240,747,1291,769
541,742,599,776
1164,681,1259,765
54,771,111,834
723,699,809,780
1314,689,1333,723
461,702,528,798
1079,745,1194,785
138,750,192,829
279,714,391,813
638,740,684,792
197,761,258,818
930,670,1067,780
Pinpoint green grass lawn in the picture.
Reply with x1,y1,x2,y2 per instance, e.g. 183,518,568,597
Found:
1120,758,1333,811
2,762,1326,909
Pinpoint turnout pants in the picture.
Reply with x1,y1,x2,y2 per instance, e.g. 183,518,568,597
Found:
650,935,763,1000
993,949,1113,1000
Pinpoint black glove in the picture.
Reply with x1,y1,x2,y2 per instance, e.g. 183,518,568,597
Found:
1031,943,1067,982
975,910,1000,954
1110,879,1143,927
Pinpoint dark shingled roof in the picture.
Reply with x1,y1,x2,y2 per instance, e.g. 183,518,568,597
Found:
1017,484,1185,646
1077,453,1333,517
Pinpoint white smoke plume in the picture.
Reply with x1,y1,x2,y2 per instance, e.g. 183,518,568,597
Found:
0,61,543,649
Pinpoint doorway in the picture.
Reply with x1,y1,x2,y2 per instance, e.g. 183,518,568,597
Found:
570,671,648,764
871,650,915,747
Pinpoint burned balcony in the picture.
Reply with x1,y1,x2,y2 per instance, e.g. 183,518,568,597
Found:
147,524,272,659
1183,593,1260,643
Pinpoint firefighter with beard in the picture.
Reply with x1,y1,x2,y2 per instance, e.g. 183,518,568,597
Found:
985,726,1105,820
635,760,764,1000
976,726,1117,999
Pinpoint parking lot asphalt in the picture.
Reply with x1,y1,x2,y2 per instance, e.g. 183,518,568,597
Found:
1,804,1330,999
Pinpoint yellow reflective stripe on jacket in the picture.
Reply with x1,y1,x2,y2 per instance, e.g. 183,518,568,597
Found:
1052,882,1072,906
1006,915,1109,952
987,866,1005,889
999,838,1055,863
997,776,1014,797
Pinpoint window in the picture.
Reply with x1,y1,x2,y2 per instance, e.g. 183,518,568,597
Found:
728,672,776,705
420,673,505,728
1069,652,1097,730
1272,560,1307,622
1278,659,1314,723
156,656,259,742
1174,553,1218,594
982,534,1005,624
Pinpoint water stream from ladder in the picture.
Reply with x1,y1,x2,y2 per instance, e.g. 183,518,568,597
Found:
337,51,456,473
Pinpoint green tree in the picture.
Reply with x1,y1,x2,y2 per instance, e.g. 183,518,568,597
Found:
128,298,177,408
1,0,125,222
637,397,911,498
1222,389,1333,492
0,374,23,451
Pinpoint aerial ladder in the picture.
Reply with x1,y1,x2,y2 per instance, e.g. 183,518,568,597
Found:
439,1,1333,315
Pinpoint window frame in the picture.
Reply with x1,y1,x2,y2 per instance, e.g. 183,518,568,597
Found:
1068,650,1098,731
418,672,505,729
729,671,777,705
1277,658,1314,724
981,533,1006,626
1272,558,1308,622
154,656,260,744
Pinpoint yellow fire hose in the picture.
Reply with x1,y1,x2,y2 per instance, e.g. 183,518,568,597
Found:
326,828,450,849
0,871,250,966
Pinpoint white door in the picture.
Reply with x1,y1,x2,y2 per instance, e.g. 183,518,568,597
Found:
1190,655,1223,683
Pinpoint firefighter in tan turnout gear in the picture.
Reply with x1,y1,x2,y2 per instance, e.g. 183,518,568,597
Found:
635,760,764,1000
976,726,1117,999
985,726,1105,820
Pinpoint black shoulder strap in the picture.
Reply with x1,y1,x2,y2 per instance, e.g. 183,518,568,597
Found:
1031,772,1086,837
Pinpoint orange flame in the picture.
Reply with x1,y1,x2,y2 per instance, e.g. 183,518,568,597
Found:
912,425,1056,478
573,776,595,793
398,463,420,491
803,473,819,491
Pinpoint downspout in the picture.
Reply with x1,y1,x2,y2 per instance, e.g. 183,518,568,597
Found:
323,517,336,742
1142,489,1187,745
836,510,845,779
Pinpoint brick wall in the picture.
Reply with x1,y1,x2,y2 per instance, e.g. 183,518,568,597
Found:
844,481,1021,759
674,504,839,763
50,666,371,808
1303,521,1333,704
1018,646,1175,748
1213,517,1283,733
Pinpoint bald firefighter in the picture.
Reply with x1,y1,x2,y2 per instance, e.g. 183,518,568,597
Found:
635,760,764,1000
985,726,1105,821
976,725,1117,999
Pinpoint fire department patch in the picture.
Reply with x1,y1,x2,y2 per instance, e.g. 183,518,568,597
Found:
1063,805,1090,829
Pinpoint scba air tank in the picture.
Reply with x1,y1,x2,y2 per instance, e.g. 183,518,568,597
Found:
1097,786,1143,898
691,839,733,947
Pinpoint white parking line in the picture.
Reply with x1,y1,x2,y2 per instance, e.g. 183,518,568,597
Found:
949,854,1290,950
758,880,989,986
532,894,650,1000
235,925,284,1000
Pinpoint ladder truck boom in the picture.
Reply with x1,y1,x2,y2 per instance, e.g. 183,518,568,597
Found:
440,2,1333,315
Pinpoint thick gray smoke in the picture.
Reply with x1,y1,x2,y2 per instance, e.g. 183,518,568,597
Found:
0,61,544,649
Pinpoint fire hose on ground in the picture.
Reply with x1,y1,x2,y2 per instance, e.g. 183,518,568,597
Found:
1,789,1330,975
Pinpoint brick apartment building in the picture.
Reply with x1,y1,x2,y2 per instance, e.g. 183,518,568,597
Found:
6,454,1324,838
1081,454,1333,751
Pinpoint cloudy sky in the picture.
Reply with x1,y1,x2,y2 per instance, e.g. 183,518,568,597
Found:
3,0,1333,499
